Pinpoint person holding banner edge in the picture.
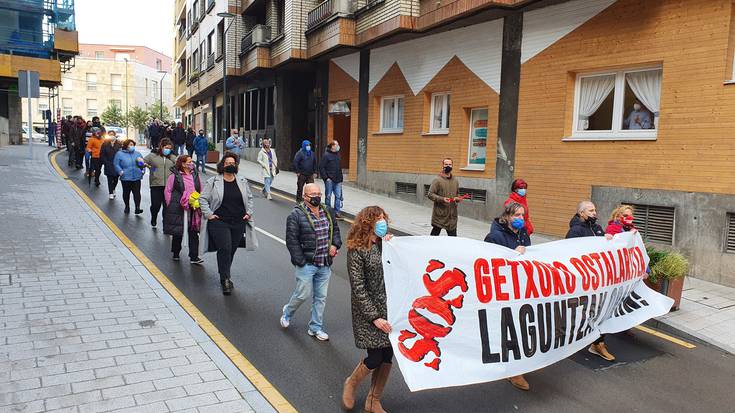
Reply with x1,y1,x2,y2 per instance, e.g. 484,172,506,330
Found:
343,206,393,413
484,201,532,391
565,201,617,362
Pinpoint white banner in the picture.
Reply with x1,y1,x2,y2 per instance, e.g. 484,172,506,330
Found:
382,232,673,391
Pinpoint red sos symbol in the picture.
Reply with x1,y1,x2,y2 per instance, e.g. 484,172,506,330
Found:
397,259,467,371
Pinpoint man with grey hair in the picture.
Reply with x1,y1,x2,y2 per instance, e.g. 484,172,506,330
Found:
566,200,614,362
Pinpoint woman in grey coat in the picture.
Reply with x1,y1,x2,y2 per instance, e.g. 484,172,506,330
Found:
198,152,255,295
342,206,393,413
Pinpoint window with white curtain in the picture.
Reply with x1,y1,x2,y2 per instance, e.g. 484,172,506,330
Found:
571,67,661,140
430,92,450,133
380,96,404,132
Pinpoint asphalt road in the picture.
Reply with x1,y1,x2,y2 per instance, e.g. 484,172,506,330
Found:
56,150,735,413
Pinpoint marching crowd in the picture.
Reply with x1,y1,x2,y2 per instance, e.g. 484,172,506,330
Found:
60,125,642,412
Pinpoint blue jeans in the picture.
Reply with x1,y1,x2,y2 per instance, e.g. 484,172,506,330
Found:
263,176,273,195
324,180,343,213
283,264,331,333
175,144,186,155
195,154,206,173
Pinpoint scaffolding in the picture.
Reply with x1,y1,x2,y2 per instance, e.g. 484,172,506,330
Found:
0,0,75,59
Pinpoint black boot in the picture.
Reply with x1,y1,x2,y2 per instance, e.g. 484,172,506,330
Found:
221,278,233,296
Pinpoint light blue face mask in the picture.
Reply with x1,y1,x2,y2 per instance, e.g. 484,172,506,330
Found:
162,148,172,156
374,220,388,238
511,217,525,230
515,188,527,197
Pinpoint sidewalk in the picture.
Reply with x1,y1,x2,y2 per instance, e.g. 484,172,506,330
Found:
0,145,274,412
238,159,735,355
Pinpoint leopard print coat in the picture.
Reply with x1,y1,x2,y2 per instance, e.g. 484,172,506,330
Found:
347,244,390,349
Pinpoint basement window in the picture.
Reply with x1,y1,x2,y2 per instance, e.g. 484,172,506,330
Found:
458,188,487,204
395,182,417,195
727,213,735,253
627,203,675,245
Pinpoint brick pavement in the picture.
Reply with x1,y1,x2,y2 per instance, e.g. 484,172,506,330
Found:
0,145,274,412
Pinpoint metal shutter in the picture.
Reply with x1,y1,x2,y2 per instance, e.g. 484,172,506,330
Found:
395,182,417,195
727,213,735,253
628,203,675,245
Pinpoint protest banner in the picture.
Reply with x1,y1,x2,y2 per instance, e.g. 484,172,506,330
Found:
382,232,673,391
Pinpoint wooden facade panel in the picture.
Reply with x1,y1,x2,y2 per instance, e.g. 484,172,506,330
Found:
54,29,79,54
516,0,735,236
306,18,356,58
356,15,415,45
0,55,61,84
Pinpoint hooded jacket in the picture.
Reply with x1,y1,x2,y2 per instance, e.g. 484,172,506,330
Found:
565,215,605,239
504,191,534,235
293,140,316,176
318,149,343,183
484,218,531,249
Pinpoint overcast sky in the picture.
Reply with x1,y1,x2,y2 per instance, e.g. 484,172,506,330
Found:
75,0,174,58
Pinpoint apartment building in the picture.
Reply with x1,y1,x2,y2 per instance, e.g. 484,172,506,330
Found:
22,44,174,138
174,0,735,286
0,0,78,146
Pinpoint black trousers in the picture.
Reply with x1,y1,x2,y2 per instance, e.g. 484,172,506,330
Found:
364,347,394,370
106,175,119,194
172,230,199,260
430,226,457,237
207,219,246,281
150,187,166,224
121,180,142,209
296,173,314,202
90,158,102,185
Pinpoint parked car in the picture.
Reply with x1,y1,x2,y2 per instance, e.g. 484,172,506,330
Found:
22,126,46,143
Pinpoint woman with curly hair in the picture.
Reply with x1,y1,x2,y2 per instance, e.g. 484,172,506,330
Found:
342,206,393,413
606,204,637,236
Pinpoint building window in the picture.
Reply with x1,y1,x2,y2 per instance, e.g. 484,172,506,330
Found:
627,203,675,245
192,0,199,21
151,80,158,96
379,96,404,132
192,50,199,71
62,78,72,91
62,98,73,117
86,73,97,91
572,67,662,140
207,30,214,58
430,92,450,133
217,22,224,57
115,53,130,61
111,74,122,91
277,0,285,35
727,213,735,253
95,51,104,59
156,59,162,71
87,99,97,118
109,99,122,109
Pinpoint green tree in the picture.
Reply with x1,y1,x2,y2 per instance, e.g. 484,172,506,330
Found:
101,104,126,127
127,106,150,133
147,101,171,123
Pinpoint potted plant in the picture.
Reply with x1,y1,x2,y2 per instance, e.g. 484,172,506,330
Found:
644,246,689,311
206,140,220,163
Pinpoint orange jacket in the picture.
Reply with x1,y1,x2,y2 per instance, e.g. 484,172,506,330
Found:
86,136,103,158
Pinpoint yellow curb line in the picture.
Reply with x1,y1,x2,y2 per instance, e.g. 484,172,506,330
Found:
633,325,696,349
51,151,298,413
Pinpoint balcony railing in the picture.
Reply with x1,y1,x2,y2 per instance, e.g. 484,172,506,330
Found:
308,0,353,30
206,54,215,70
240,25,272,54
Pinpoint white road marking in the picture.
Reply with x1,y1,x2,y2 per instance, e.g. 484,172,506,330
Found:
255,226,287,246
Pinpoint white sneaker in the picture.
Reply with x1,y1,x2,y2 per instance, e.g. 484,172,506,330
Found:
280,306,290,328
109,194,115,200
308,330,329,341
267,193,272,200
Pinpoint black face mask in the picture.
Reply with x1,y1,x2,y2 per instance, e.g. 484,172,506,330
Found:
307,196,321,207
443,166,453,174
587,216,597,225
224,165,238,174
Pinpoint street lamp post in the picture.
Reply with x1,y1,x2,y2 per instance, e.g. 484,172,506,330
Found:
158,71,168,121
124,58,129,139
217,11,235,155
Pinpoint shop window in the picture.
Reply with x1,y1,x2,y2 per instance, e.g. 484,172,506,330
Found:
727,213,735,253
572,67,661,140
380,96,403,133
430,92,450,133
627,203,675,245
395,182,417,195
466,108,488,169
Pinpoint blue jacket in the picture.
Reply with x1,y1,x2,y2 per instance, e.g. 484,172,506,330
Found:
484,219,531,249
114,150,145,181
193,135,208,155
225,136,243,155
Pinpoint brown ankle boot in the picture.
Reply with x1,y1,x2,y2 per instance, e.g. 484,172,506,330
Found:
342,361,371,410
508,374,530,391
363,363,391,413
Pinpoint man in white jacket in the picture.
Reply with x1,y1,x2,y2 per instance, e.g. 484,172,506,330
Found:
257,138,278,200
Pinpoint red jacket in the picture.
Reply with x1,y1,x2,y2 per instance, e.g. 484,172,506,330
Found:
504,192,534,234
605,220,636,235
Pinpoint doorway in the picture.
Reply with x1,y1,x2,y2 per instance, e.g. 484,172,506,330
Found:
331,114,350,170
